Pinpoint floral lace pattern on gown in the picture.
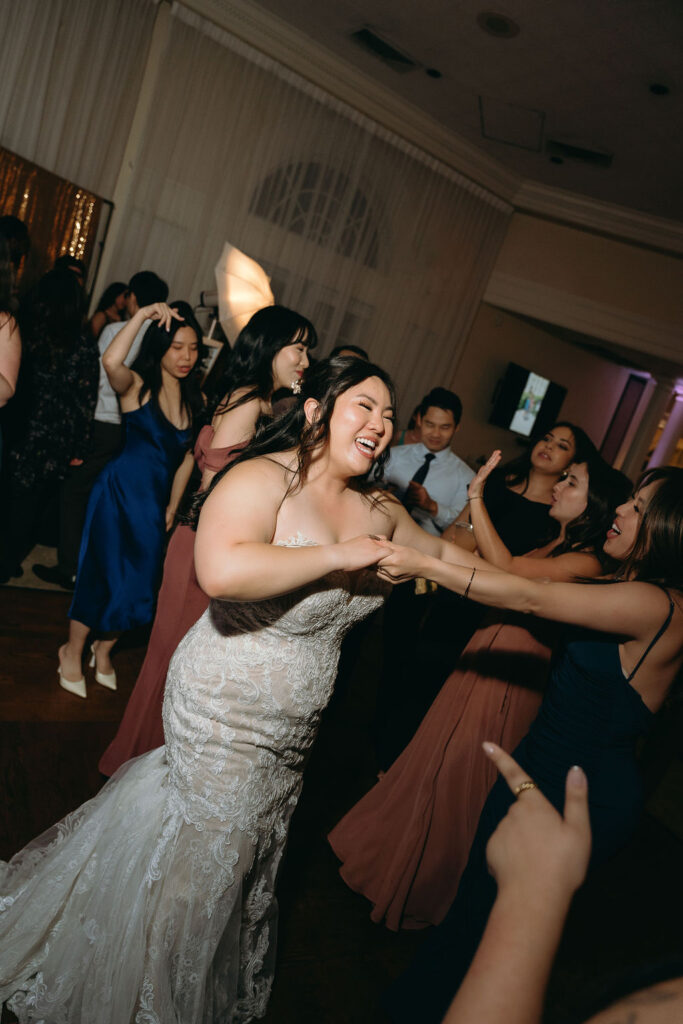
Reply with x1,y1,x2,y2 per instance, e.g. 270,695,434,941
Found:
0,536,386,1023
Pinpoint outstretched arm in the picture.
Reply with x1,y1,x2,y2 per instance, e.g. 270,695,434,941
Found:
384,494,500,574
377,541,670,645
195,459,390,601
444,743,590,1024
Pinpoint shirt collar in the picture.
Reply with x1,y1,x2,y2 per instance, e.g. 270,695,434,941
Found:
415,442,451,463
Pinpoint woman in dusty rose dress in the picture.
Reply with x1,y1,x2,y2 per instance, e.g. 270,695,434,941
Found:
99,306,317,775
329,449,630,929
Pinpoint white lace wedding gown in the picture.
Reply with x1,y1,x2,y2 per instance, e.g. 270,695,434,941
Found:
0,540,386,1023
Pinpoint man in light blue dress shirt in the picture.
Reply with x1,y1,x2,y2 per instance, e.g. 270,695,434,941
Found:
384,387,474,535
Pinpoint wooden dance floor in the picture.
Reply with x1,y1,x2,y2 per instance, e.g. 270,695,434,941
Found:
1,585,682,1022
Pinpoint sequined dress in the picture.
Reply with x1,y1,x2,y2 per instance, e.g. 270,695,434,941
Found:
0,539,386,1023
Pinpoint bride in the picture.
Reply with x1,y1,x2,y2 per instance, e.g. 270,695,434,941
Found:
1,356,471,1024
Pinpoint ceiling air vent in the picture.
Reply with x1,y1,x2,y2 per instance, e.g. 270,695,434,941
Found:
546,139,613,168
350,28,420,74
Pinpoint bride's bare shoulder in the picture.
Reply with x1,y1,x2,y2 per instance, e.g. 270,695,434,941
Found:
213,451,297,495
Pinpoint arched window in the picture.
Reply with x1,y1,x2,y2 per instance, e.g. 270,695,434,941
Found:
250,162,380,269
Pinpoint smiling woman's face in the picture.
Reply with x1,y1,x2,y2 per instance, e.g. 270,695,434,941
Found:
324,376,394,474
271,340,309,391
604,480,659,560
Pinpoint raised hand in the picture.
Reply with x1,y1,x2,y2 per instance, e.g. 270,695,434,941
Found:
141,302,184,332
482,741,591,900
468,450,502,501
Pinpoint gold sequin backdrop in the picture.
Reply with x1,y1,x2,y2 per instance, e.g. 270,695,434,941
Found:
0,146,104,291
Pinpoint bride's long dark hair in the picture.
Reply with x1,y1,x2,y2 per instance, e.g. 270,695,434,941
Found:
188,356,396,527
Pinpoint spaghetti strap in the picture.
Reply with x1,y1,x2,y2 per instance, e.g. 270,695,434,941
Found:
626,585,675,682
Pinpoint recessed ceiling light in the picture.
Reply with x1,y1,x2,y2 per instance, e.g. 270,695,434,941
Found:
476,11,520,38
649,82,670,96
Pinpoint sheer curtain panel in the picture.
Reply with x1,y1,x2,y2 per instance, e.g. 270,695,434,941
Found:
0,0,156,199
95,2,511,414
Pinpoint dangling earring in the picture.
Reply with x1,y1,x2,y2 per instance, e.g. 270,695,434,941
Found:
291,379,302,395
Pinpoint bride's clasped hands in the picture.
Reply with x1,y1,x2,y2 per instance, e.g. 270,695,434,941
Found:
332,533,392,572
376,540,439,584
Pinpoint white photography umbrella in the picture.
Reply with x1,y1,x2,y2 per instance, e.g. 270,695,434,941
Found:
215,242,274,344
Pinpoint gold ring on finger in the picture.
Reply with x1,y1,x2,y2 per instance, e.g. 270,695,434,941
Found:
513,780,537,797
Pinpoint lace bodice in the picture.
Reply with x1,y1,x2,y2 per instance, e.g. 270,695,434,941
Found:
163,536,386,830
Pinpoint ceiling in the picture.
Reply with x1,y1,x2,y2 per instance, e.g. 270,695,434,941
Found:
249,0,683,222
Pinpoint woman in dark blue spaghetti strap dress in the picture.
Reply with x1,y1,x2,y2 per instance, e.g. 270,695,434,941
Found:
375,465,683,1023
57,301,205,699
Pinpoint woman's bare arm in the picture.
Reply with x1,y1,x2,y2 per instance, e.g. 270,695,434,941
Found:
441,506,478,551
383,495,505,574
166,450,196,530
102,302,181,396
200,393,262,490
0,316,21,406
377,542,672,644
195,459,390,601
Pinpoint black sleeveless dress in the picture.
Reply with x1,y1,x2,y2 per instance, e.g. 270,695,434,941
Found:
384,590,675,1023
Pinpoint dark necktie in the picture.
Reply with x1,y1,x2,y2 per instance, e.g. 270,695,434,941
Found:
409,452,435,487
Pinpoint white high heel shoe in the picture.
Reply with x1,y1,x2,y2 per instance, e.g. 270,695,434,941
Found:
57,665,87,699
89,643,117,691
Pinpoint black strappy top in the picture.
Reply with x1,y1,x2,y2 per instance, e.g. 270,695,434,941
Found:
622,585,674,682
510,586,676,846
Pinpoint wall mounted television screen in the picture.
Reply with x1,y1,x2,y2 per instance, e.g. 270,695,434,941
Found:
490,363,567,438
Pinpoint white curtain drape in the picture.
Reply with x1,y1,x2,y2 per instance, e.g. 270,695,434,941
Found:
1,0,511,414
0,0,156,198
104,3,511,415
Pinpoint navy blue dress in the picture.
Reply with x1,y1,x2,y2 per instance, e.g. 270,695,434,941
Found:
69,402,191,633
384,594,674,1023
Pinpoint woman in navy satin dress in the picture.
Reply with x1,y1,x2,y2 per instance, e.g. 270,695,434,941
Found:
57,302,205,698
375,466,683,1022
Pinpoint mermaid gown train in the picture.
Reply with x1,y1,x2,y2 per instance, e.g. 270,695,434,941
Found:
0,541,386,1023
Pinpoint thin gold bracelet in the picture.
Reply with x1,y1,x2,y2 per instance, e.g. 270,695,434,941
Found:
464,567,476,599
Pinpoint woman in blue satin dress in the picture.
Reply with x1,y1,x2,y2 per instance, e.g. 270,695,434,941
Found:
57,301,205,698
375,465,683,1022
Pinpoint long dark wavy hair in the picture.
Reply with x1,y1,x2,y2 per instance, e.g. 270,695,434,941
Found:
211,305,317,416
19,269,84,360
613,466,683,588
131,300,205,438
503,421,595,491
189,355,396,527
549,454,632,570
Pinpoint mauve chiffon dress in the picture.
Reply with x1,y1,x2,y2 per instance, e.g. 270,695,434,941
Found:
328,612,558,929
99,425,242,775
